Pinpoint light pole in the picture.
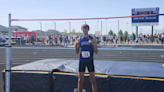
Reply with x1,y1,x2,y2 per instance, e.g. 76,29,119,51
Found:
53,22,56,30
6,14,12,92
140,28,142,34
39,22,42,31
97,20,99,31
106,19,107,35
132,26,133,34
126,23,128,31
68,21,71,36
53,22,56,35
132,26,133,43
84,21,86,24
101,21,102,36
118,20,119,34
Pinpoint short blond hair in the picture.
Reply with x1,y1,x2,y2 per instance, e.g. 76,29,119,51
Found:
81,24,89,30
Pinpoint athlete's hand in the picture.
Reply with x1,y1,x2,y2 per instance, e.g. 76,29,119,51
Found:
89,37,98,54
88,37,95,45
75,38,80,49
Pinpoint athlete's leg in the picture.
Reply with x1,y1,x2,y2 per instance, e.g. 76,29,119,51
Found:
87,62,97,92
89,72,97,92
78,72,85,92
78,62,86,92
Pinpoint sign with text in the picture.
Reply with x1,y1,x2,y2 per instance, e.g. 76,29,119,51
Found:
132,7,159,26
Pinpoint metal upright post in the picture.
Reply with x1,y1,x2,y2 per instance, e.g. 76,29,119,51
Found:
97,20,99,31
53,22,56,35
106,19,107,35
39,22,42,31
136,26,138,39
118,20,119,34
101,21,102,36
5,14,12,92
152,26,153,36
69,21,71,36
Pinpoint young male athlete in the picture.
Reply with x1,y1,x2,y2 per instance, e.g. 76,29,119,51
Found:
75,24,98,92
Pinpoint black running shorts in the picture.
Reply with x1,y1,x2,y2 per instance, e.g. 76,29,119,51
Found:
79,61,94,72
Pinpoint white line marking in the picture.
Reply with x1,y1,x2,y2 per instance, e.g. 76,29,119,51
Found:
0,63,25,64
33,52,38,54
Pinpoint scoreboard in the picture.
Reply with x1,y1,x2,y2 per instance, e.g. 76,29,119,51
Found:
132,7,159,26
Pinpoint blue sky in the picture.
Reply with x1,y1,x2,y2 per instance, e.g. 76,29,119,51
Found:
0,0,164,35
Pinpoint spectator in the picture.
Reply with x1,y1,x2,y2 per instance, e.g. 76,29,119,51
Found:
109,35,113,44
115,35,119,44
103,35,106,44
129,35,131,43
132,34,135,43
143,34,146,43
63,35,66,44
46,36,49,44
124,35,127,43
105,35,109,44
68,36,71,45
73,35,76,44
158,34,162,44
140,33,143,45
147,34,149,43
59,35,62,44
24,35,27,44
156,34,159,44
28,35,31,44
54,35,58,45
20,36,23,45
31,34,34,45
162,33,164,44
144,34,146,38
64,36,68,47
108,35,111,44
41,39,45,44
127,35,130,44
71,36,73,44
149,35,153,44
15,35,18,45
136,37,139,43
49,35,53,46
96,35,100,44
147,34,149,40
120,35,123,44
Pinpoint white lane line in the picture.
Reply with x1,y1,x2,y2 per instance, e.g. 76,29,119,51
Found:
33,52,38,54
0,47,164,51
0,63,25,64
42,50,46,52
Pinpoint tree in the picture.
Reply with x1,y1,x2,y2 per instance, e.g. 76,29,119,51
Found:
63,29,67,35
113,33,116,39
118,30,123,36
71,29,76,36
78,31,81,36
124,31,128,36
131,33,136,40
153,34,157,38
108,29,113,35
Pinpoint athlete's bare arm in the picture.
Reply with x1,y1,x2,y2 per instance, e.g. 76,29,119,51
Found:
75,38,80,54
89,37,98,54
